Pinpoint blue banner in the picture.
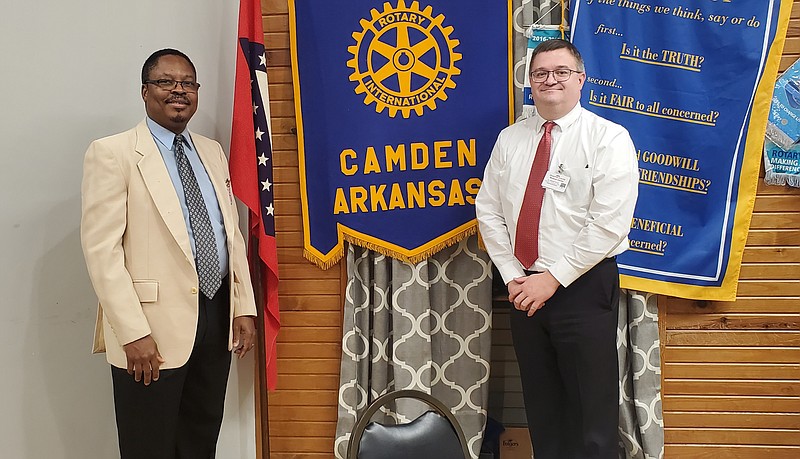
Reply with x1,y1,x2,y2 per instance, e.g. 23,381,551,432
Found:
570,0,791,300
290,0,512,268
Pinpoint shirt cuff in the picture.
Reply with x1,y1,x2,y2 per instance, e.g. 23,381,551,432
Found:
497,261,527,285
547,259,582,287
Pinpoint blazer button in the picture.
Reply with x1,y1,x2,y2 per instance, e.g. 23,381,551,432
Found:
191,287,198,294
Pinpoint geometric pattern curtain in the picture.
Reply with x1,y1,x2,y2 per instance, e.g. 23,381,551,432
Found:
618,291,665,459
334,236,493,459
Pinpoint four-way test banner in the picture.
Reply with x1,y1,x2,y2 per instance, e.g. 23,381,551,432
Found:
571,0,792,300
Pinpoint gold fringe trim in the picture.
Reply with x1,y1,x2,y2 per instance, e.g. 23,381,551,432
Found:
303,247,344,270
302,226,479,269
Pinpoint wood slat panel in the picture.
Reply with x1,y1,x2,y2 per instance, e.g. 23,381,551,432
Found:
269,390,339,406
262,0,289,14
663,297,800,314
665,412,799,429
665,445,800,458
745,229,800,246
266,49,291,67
665,331,800,346
665,314,799,331
266,66,292,83
278,262,340,278
274,231,305,247
274,166,300,183
268,100,296,118
278,280,341,296
268,438,334,454
664,395,800,413
738,263,800,280
269,421,337,437
664,362,800,380
268,406,338,422
268,83,294,101
279,294,342,311
736,281,800,297
269,454,333,459
272,134,298,151
665,428,800,446
277,343,343,359
276,327,342,343
663,379,798,397
263,15,289,35
275,359,341,376
664,347,800,363
750,212,800,229
756,181,800,195
741,247,800,263
753,195,800,212
274,374,341,390
279,311,341,327
265,32,290,49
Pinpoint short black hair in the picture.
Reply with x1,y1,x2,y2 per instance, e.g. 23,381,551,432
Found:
141,48,197,83
529,39,585,72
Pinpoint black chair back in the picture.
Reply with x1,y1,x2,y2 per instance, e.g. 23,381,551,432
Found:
346,390,470,459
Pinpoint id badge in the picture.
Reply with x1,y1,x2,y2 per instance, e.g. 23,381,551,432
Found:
542,170,570,192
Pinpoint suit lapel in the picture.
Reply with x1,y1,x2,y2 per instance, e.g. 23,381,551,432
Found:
134,121,195,265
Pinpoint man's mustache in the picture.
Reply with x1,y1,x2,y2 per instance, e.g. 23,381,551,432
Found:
166,96,190,104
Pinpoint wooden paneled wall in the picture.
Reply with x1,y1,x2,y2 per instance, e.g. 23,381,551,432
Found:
262,0,799,457
263,0,342,457
660,4,800,456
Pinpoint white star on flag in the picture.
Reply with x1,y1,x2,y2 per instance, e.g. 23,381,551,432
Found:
255,127,264,141
258,153,268,165
259,52,267,67
265,203,274,215
253,104,259,114
261,179,272,191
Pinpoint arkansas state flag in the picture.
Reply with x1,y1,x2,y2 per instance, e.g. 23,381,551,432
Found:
230,0,280,390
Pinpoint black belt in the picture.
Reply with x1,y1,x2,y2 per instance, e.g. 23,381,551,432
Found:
524,256,616,277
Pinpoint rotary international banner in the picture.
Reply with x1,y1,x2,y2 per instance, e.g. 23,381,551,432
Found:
290,0,512,268
570,0,792,300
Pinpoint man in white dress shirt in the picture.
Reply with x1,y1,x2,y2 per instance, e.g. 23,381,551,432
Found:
476,39,639,458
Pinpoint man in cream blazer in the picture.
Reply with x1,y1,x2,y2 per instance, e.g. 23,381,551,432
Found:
81,48,257,459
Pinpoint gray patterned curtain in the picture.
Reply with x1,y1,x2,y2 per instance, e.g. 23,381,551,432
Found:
512,0,534,119
334,236,493,459
618,291,664,459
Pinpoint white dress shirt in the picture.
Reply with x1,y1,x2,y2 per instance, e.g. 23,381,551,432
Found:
476,103,639,287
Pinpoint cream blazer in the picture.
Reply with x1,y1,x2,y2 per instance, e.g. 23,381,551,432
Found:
81,120,257,369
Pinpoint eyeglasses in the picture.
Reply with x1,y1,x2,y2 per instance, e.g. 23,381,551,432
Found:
530,69,582,83
144,79,201,92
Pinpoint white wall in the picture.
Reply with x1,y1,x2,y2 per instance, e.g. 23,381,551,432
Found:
0,1,257,457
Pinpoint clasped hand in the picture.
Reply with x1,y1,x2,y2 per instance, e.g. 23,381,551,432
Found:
508,271,560,317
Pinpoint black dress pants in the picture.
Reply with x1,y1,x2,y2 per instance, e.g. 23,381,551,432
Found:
510,258,620,459
111,281,232,459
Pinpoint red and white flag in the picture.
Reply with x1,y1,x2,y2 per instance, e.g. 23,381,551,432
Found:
230,0,280,390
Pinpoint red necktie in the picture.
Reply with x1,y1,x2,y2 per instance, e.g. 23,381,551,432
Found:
514,121,555,269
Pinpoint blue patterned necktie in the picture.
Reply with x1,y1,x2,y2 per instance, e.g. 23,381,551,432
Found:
173,134,222,298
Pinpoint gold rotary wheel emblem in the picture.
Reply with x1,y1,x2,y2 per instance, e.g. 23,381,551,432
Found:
347,0,462,118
